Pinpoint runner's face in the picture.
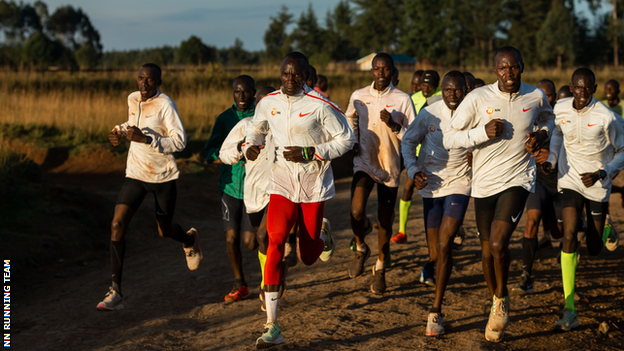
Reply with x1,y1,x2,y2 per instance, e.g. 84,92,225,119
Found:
371,57,393,91
280,58,305,96
494,52,523,94
442,77,466,111
420,82,436,98
463,74,475,93
232,78,255,112
605,82,619,100
537,82,556,107
137,67,161,101
411,74,422,94
570,74,596,110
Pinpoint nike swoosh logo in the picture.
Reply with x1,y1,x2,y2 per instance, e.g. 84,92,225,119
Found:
299,112,312,117
522,108,532,112
511,211,522,223
271,298,278,301
386,104,395,108
591,211,602,216
588,123,597,127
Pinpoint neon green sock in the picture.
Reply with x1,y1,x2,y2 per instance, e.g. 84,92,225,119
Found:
399,199,412,235
258,251,267,290
561,251,578,313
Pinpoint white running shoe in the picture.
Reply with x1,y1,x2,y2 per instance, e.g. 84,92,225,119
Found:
256,322,284,349
605,214,619,251
184,228,202,270
426,312,445,336
96,286,124,311
319,218,334,262
485,295,509,342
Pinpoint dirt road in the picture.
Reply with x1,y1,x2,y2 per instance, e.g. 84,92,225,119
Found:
12,165,624,351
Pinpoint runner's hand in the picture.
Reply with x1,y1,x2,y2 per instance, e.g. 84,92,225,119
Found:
526,130,547,153
466,149,473,167
542,162,553,174
108,132,122,146
246,145,264,161
349,143,359,156
380,109,397,129
485,119,504,139
413,172,428,190
580,171,600,188
126,126,147,143
284,146,315,163
533,148,550,164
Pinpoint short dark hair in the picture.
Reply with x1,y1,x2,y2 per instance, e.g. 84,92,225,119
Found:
572,67,595,85
373,52,394,68
605,79,620,91
282,51,309,72
493,46,523,66
233,75,255,89
443,70,467,87
537,79,556,93
141,63,162,80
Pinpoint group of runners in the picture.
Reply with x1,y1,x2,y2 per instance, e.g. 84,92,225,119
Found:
97,46,623,348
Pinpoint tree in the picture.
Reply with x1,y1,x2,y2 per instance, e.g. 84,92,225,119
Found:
46,5,101,52
506,0,551,67
351,0,403,53
74,43,99,69
324,0,359,61
22,30,61,68
263,5,293,62
400,0,448,65
536,0,577,69
290,4,323,56
176,35,216,65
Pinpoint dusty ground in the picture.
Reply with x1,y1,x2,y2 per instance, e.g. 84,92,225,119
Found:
10,155,624,351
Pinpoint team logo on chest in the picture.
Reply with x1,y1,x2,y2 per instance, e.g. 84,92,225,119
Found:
486,107,494,114
562,118,567,125
271,108,277,116
429,125,436,133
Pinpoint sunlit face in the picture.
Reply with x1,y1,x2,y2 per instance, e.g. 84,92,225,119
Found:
494,51,523,94
411,73,422,94
232,78,255,112
570,73,596,110
137,66,161,101
605,81,620,101
442,76,466,111
371,57,393,91
280,57,306,96
537,81,556,107
420,82,436,98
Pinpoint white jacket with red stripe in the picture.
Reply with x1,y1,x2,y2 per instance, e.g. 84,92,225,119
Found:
243,88,355,203
402,101,471,198
443,82,554,198
547,97,624,202
219,117,274,213
345,83,416,187
118,91,187,183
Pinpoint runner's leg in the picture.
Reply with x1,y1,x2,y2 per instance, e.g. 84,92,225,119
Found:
296,202,325,265
351,172,375,248
377,183,398,264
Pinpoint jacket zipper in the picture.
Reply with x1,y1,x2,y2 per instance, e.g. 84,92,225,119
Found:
577,109,581,145
286,95,300,201
137,101,142,128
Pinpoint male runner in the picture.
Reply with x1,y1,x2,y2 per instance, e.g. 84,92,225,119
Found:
463,71,477,93
402,71,471,336
205,75,257,303
543,68,624,331
392,70,440,244
557,85,572,100
315,74,330,100
603,79,624,115
245,52,355,348
391,67,400,87
474,78,486,88
510,79,563,296
443,46,554,342
97,63,201,311
346,53,416,294
411,69,424,94
306,65,318,89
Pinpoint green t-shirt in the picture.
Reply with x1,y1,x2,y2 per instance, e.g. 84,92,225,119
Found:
602,99,624,116
411,89,442,114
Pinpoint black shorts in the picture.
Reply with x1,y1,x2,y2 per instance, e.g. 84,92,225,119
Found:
117,178,176,217
221,193,255,233
474,186,529,241
351,171,399,208
561,189,608,223
526,181,562,223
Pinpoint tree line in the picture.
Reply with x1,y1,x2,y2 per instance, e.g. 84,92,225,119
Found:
0,0,622,70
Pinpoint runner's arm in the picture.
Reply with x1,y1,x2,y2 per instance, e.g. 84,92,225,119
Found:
442,95,490,149
313,104,356,161
545,118,563,168
402,111,428,180
394,98,418,141
242,106,269,156
145,102,187,153
536,94,555,137
604,113,624,178
219,119,249,165
344,93,359,142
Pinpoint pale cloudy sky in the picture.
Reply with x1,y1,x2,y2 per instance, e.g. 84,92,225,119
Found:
41,0,606,52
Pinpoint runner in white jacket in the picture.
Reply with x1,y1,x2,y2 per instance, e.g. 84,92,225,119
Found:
345,53,416,295
443,47,554,343
96,63,201,312
402,71,471,336
244,52,355,349
542,68,624,332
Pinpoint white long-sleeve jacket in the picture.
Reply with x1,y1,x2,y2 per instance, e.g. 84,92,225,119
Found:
402,100,471,198
443,82,554,198
219,117,274,213
243,88,355,203
345,82,416,187
547,97,624,202
117,91,187,183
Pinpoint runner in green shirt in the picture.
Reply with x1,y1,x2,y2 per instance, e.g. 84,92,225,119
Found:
602,79,624,116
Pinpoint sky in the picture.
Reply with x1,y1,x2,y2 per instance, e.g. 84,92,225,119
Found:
41,0,609,53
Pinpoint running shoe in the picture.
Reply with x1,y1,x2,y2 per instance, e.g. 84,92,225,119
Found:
510,272,534,296
283,242,298,268
605,214,619,251
255,322,284,349
348,245,370,278
350,218,373,251
224,285,249,304
485,295,509,342
370,265,386,294
319,218,334,262
96,286,124,311
553,308,579,331
390,232,407,243
419,261,436,287
452,226,466,250
184,228,202,271
426,312,445,336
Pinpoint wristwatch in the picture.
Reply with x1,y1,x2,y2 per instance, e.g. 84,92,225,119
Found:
392,123,401,134
599,169,607,180
145,136,153,145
